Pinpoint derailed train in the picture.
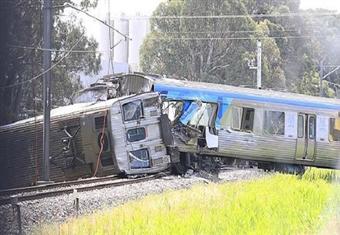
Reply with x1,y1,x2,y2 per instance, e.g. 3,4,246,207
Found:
1,73,340,189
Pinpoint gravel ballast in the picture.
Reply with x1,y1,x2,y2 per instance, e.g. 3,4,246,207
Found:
0,168,265,234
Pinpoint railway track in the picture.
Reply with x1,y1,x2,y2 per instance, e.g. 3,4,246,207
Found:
0,174,121,198
0,173,167,206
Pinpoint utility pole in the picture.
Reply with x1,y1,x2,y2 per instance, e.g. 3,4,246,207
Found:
42,0,52,182
248,40,262,89
256,40,262,89
319,60,324,97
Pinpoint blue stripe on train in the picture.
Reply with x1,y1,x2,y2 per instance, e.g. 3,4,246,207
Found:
154,83,340,111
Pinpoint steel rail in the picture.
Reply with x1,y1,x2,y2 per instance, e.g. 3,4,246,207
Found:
0,175,120,198
0,173,166,206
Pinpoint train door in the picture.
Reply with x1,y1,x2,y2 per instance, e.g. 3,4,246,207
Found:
296,113,316,161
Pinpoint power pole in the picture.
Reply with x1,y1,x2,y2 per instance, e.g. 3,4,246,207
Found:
248,40,262,89
42,0,52,182
319,60,324,97
256,40,262,89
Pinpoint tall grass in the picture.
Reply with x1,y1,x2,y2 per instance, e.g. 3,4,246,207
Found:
37,172,338,235
303,167,340,183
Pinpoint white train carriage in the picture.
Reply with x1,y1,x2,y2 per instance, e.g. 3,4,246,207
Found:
154,78,340,172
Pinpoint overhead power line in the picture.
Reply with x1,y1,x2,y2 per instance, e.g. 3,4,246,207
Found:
146,35,340,41
0,34,86,90
161,29,300,34
129,12,340,20
7,45,104,54
8,33,340,54
54,3,131,41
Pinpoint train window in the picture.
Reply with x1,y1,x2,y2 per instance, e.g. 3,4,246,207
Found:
329,118,340,141
309,116,316,139
95,116,107,129
263,111,285,136
298,115,304,138
231,107,242,130
241,108,254,131
231,107,254,132
129,149,150,169
162,101,183,122
127,128,146,142
123,100,143,122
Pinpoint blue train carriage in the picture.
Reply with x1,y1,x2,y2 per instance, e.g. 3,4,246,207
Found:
154,78,340,172
0,92,170,189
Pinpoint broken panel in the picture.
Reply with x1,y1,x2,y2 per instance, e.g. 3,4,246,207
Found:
180,101,200,125
129,148,150,169
162,101,183,123
188,103,217,128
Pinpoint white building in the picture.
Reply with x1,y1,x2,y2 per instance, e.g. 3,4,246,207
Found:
113,14,150,73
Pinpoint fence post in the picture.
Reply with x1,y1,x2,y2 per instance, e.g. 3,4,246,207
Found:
73,189,79,217
11,197,22,235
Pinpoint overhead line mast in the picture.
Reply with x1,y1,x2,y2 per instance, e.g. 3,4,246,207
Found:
42,0,52,183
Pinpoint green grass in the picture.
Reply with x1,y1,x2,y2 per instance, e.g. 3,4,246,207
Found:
37,169,340,235
302,167,340,183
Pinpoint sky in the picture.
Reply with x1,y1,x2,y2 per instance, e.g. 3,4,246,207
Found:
92,0,340,16
100,0,340,15
76,0,340,34
78,0,340,38
300,0,340,11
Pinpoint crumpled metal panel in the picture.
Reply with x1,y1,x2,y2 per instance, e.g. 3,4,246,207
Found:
119,74,154,96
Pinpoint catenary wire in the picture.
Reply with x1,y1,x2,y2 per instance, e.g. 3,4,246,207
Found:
7,45,104,54
0,33,86,90
8,32,340,54
127,12,340,20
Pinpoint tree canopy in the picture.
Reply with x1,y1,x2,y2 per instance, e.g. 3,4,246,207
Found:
140,0,340,97
0,0,101,124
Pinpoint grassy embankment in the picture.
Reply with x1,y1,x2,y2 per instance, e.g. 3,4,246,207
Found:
38,168,340,235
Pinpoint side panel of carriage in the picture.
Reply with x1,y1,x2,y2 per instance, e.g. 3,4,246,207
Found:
217,101,297,164
0,113,94,189
217,101,340,168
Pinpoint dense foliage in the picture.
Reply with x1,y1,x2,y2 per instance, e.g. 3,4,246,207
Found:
140,0,340,96
0,0,101,124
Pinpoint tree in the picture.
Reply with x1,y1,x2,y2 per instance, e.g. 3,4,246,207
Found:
0,0,101,124
140,0,340,97
140,0,286,89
